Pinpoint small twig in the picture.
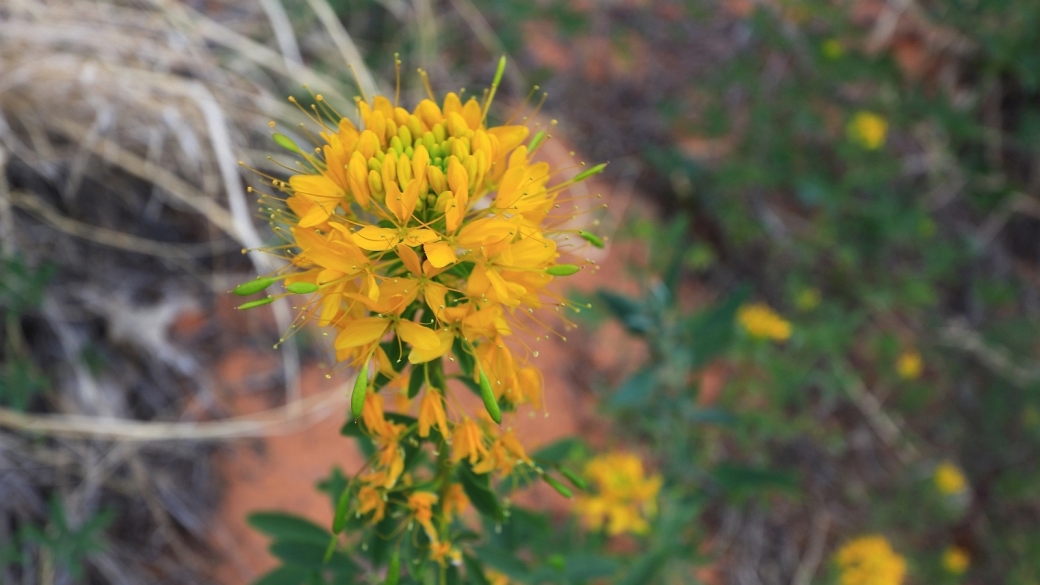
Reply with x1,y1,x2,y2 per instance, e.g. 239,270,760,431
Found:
0,145,13,258
0,385,348,442
939,318,1040,387
844,373,919,464
790,511,830,585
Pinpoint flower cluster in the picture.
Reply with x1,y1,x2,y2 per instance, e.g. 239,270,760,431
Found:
942,545,969,574
847,111,889,150
896,349,923,380
737,303,792,341
933,461,968,495
239,58,603,566
835,535,907,585
573,452,662,535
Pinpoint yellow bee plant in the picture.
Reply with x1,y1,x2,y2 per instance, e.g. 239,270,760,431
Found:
234,58,605,576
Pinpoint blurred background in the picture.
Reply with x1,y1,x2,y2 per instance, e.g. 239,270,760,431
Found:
2,0,1040,583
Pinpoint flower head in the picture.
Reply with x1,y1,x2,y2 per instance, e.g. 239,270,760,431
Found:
942,546,969,574
835,535,906,585
896,350,922,380
573,452,661,536
934,461,968,495
847,111,889,150
737,303,792,341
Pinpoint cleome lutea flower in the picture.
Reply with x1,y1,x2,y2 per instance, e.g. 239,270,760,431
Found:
235,57,605,571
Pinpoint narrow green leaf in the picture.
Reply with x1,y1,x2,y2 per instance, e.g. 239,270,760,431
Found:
558,467,588,491
527,130,547,151
408,364,425,399
384,549,400,585
247,512,330,546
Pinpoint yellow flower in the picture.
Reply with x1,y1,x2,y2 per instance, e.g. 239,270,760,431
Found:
822,38,845,60
451,418,488,465
573,452,662,536
835,535,907,585
896,350,923,380
942,546,969,574
418,389,449,438
486,569,512,585
847,111,889,150
258,57,601,430
934,462,968,495
737,303,792,341
795,287,821,311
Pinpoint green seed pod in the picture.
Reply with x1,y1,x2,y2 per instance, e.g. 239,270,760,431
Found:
385,549,401,585
286,282,319,294
233,277,277,296
559,467,588,490
478,370,502,424
545,264,581,276
572,162,608,182
542,474,573,499
332,488,351,534
351,365,369,419
272,133,303,154
237,297,274,310
579,230,604,248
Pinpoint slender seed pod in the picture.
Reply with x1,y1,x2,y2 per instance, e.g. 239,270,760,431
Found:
286,282,319,294
351,364,369,419
542,473,573,498
233,277,277,296
237,297,274,310
546,264,581,276
478,370,502,424
332,488,351,534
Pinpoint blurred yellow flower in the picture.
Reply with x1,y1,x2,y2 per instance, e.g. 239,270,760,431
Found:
942,546,970,574
847,111,889,150
934,462,968,495
737,303,792,341
573,452,662,536
796,287,821,311
823,39,845,59
835,535,907,585
486,569,512,585
896,350,922,380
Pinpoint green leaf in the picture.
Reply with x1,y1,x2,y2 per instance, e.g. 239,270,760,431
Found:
597,290,652,334
452,338,475,377
270,541,354,571
563,554,620,581
609,368,656,408
687,285,750,368
253,566,308,585
408,363,425,399
712,464,798,499
463,554,493,585
532,438,587,464
248,513,331,546
458,465,504,522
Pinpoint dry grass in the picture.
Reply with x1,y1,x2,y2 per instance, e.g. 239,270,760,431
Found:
0,0,382,581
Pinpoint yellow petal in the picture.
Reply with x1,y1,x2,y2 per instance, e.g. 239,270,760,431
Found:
423,241,458,268
402,228,440,247
409,330,455,364
396,244,422,276
353,226,401,251
289,174,343,202
334,317,390,350
297,203,332,228
396,320,441,351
